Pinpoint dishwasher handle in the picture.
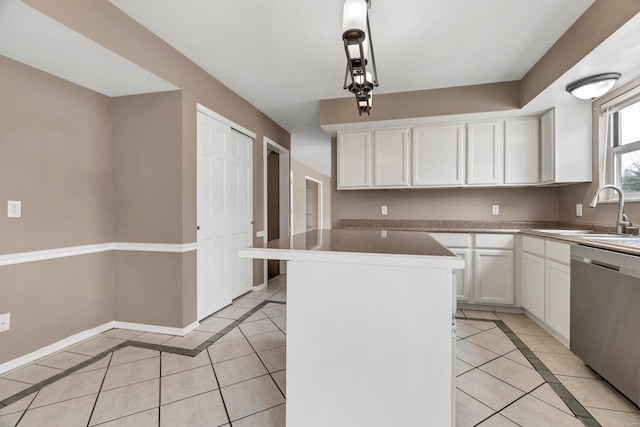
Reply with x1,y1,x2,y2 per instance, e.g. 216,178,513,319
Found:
590,260,620,271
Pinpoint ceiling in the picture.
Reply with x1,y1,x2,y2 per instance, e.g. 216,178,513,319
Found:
6,0,640,177
107,0,599,176
0,0,177,96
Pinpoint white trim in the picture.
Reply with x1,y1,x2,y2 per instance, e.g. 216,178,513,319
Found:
196,103,257,139
263,137,291,285
252,282,267,291
0,321,114,375
0,319,202,375
0,243,113,267
304,175,323,230
113,320,200,337
0,242,198,267
113,242,198,253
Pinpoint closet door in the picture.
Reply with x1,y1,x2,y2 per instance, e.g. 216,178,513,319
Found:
197,111,253,319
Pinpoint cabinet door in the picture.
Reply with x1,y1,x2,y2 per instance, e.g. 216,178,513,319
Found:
504,118,540,184
473,249,514,305
412,124,465,186
466,121,503,185
546,260,570,341
540,110,555,183
373,128,409,187
522,252,545,320
337,131,371,189
450,248,471,302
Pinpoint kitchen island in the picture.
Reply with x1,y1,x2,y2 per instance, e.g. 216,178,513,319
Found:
239,229,464,427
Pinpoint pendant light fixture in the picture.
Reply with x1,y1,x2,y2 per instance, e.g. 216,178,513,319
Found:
566,73,621,100
342,0,378,115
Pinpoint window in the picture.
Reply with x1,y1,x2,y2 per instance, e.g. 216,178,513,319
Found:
611,100,640,198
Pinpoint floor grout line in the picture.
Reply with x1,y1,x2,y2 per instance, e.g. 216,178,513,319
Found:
459,316,602,427
84,352,112,427
0,299,279,411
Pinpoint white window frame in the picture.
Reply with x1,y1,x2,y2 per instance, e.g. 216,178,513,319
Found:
599,90,640,203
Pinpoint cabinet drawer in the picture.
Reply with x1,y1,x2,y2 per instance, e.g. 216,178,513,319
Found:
523,236,545,256
545,240,571,264
429,233,471,247
475,233,515,249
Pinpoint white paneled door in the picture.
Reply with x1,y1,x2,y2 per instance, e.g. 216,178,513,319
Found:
197,111,253,320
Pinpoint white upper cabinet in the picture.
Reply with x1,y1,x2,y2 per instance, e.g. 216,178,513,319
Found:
504,118,540,184
337,131,371,189
373,128,410,187
335,106,588,190
412,124,465,186
466,121,503,185
540,104,592,184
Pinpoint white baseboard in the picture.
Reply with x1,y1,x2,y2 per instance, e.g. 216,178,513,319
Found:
0,321,114,375
252,282,267,291
0,319,203,375
113,320,200,337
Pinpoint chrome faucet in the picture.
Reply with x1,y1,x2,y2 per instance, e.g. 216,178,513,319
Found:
589,185,628,234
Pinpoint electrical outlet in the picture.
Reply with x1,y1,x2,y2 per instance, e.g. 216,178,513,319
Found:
7,200,21,218
381,205,388,215
492,205,500,215
576,203,583,217
380,230,387,238
0,313,10,333
256,230,265,238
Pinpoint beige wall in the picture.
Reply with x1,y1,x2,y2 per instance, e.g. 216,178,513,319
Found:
292,160,332,234
320,82,520,126
0,56,114,254
0,57,115,364
24,0,291,288
114,252,184,328
0,253,114,364
111,91,193,328
330,138,560,224
1,0,293,364
113,91,183,244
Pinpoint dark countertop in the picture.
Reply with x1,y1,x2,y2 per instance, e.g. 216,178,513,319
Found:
335,219,614,234
240,229,464,268
335,219,640,257
521,230,640,257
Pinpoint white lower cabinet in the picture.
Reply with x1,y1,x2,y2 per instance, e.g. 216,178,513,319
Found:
450,248,471,301
521,236,571,344
430,233,514,305
522,252,545,319
474,249,514,305
429,233,471,302
545,260,571,341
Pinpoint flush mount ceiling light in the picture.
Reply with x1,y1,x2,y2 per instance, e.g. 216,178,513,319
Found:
566,72,621,100
343,0,378,115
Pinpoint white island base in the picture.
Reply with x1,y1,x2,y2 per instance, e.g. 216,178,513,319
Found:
240,230,463,427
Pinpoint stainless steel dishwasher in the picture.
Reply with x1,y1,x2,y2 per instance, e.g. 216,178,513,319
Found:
571,244,640,408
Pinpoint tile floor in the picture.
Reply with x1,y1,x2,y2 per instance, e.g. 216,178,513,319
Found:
0,275,639,427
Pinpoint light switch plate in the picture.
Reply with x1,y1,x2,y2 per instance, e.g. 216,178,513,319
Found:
576,203,583,217
0,313,9,333
7,200,21,218
381,205,388,215
492,205,499,215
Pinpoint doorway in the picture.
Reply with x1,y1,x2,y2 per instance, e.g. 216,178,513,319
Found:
267,151,280,279
305,177,322,231
263,137,290,286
